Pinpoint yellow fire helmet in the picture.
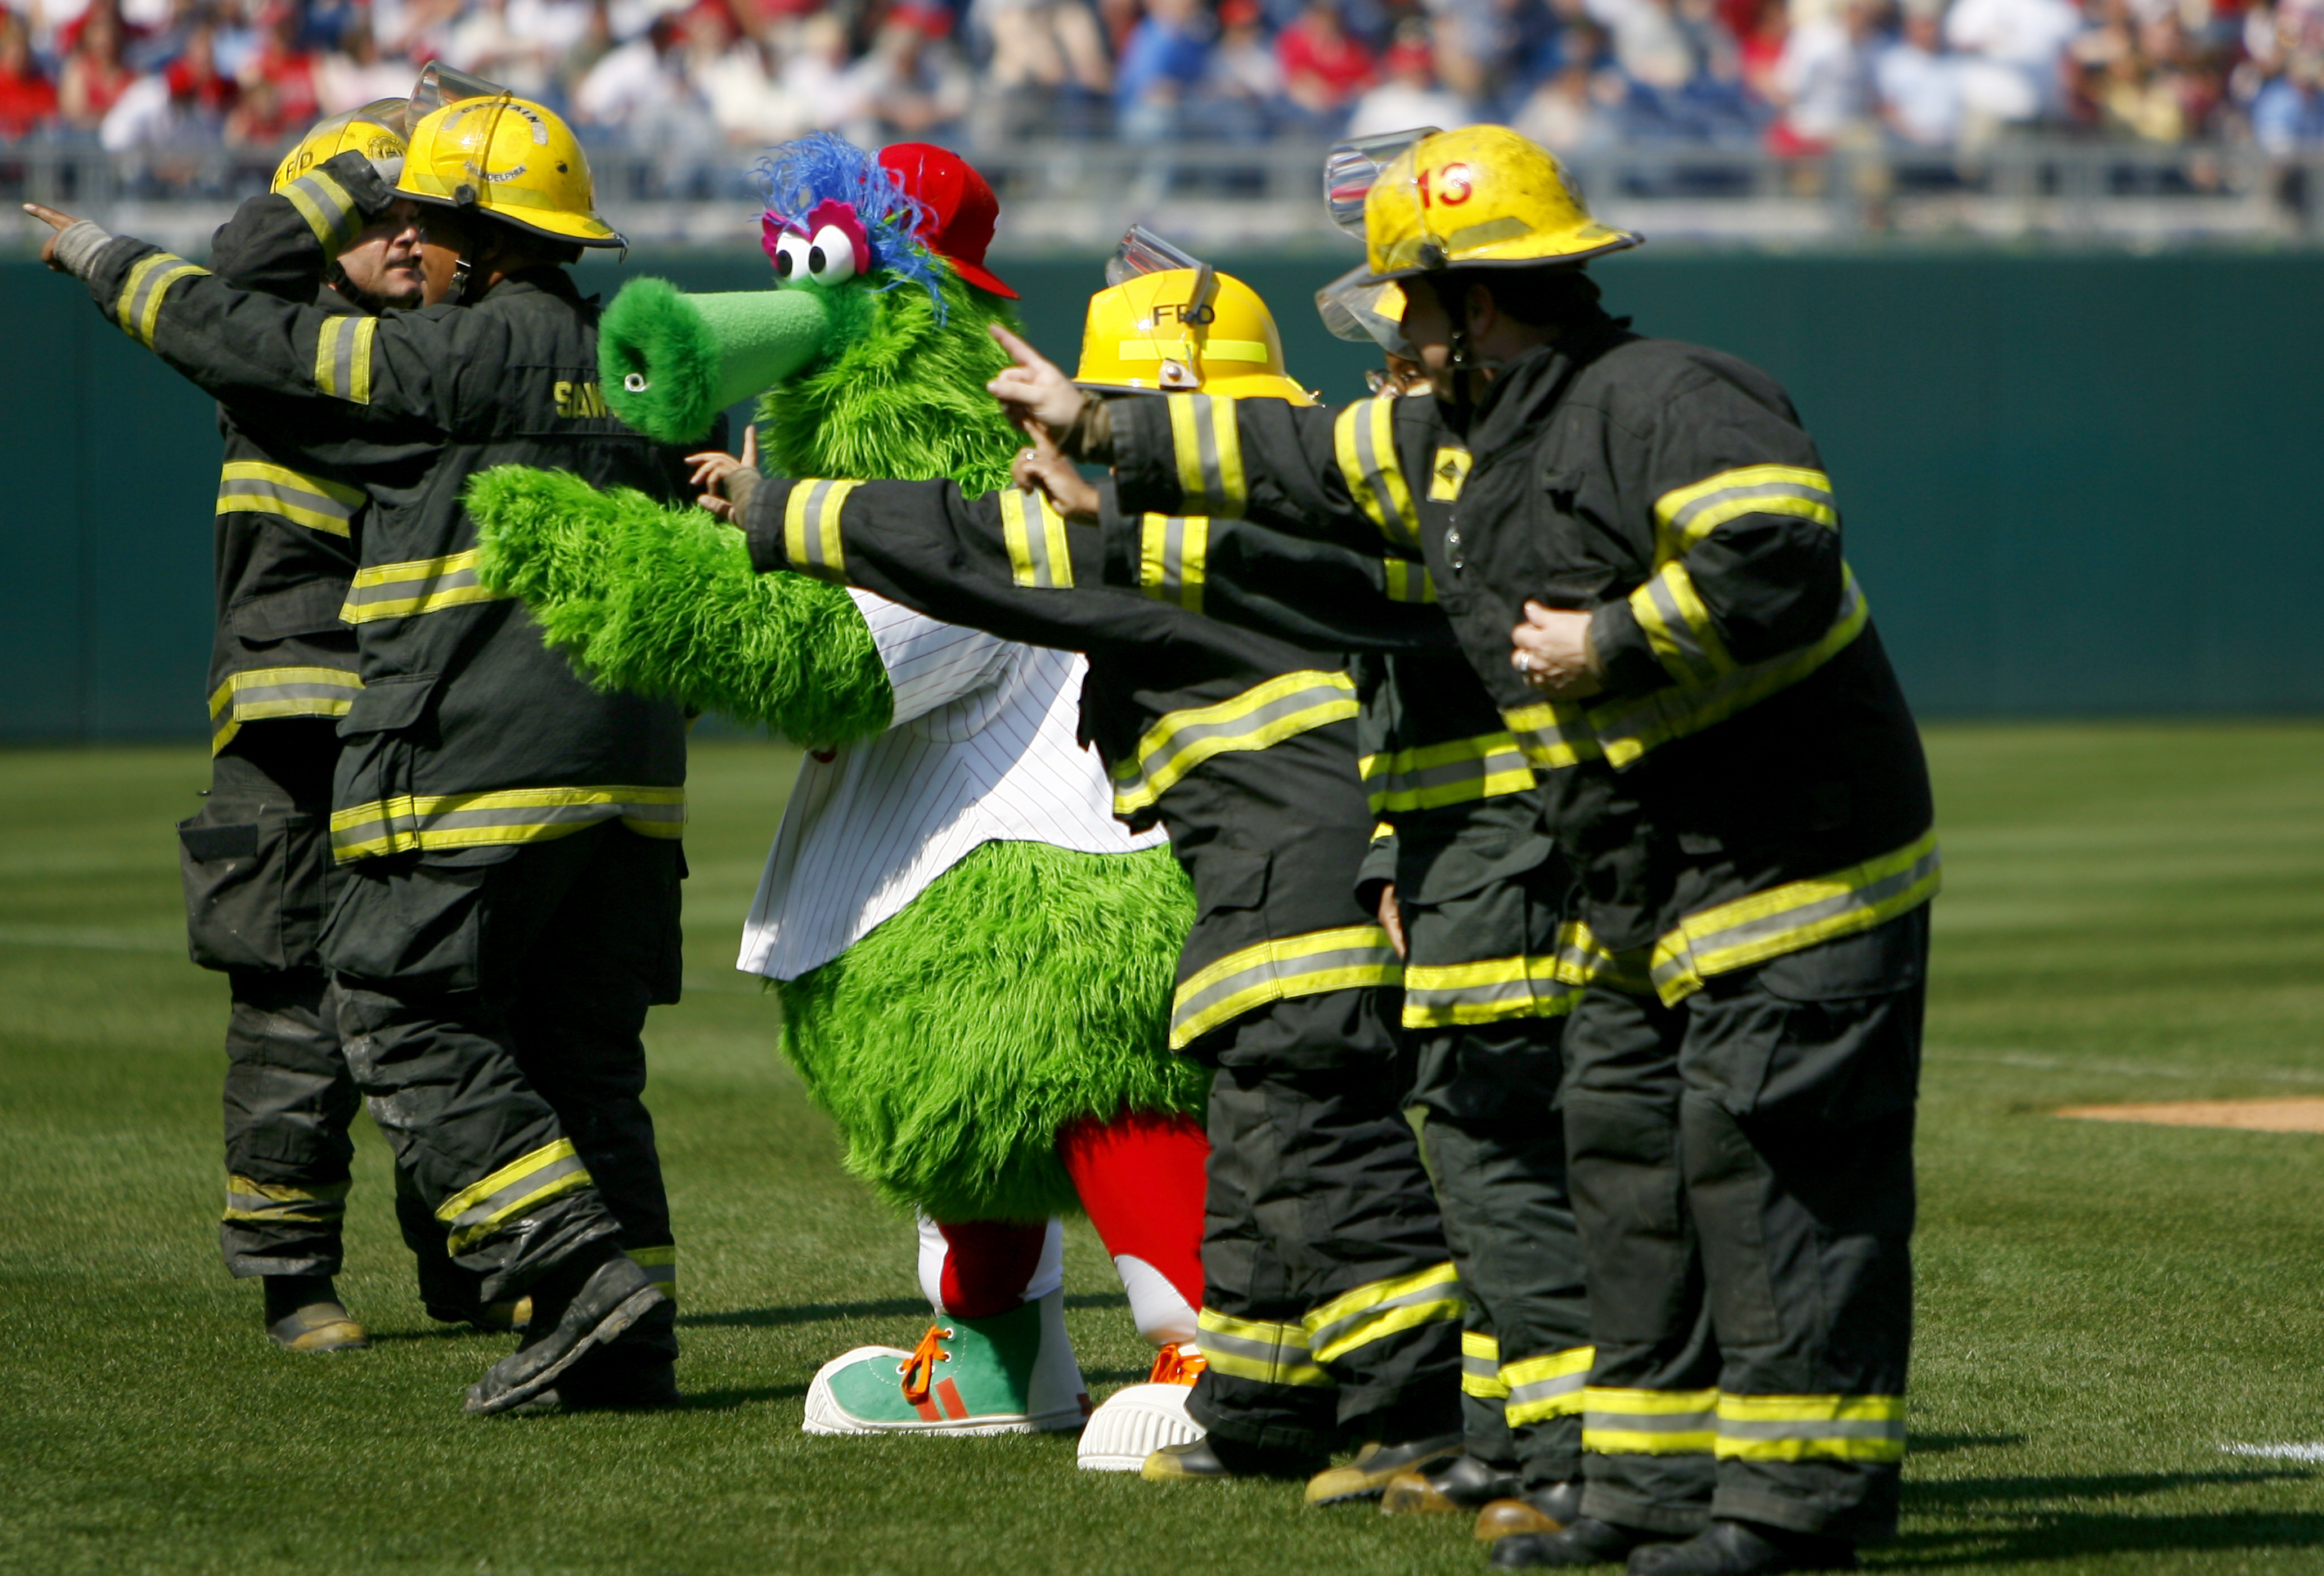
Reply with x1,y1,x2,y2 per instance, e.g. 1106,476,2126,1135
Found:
395,92,623,249
1075,267,1314,405
1362,124,1639,283
272,101,408,196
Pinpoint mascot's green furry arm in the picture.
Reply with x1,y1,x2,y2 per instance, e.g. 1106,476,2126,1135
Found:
468,138,1199,1223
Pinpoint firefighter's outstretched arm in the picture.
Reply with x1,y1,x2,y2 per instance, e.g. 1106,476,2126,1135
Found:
28,151,465,470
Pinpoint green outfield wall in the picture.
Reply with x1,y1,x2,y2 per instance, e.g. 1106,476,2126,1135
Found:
5,249,2317,739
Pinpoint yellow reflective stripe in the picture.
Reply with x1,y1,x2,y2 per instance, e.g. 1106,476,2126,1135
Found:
339,549,504,622
1111,669,1356,817
1462,1330,1508,1398
1136,514,1208,613
1117,338,1270,364
1714,1394,1906,1462
1504,1345,1594,1426
1590,568,1869,770
1333,396,1419,548
1426,445,1472,501
1561,919,1653,996
434,1138,592,1253
1361,729,1534,815
280,167,360,252
1499,698,1605,773
783,478,858,583
207,666,365,754
1630,559,1735,687
630,1242,678,1300
1166,394,1247,514
1305,1261,1463,1365
999,488,1073,588
1198,1307,1330,1387
328,784,688,861
115,252,209,350
1583,1386,1719,1456
216,460,366,536
1400,954,1584,1029
1170,923,1403,1048
1382,556,1436,604
312,313,377,403
223,1174,349,1224
1370,820,1396,842
1649,828,1940,1005
1652,465,1836,563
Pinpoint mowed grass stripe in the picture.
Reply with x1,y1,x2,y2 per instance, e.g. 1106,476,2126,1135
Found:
2,725,2322,1574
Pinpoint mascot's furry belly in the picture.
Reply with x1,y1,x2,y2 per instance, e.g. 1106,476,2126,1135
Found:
776,838,1201,1222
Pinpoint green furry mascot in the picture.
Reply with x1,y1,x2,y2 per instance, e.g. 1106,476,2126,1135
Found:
465,137,1213,1439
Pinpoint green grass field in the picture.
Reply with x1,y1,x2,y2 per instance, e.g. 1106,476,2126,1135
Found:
4,723,2322,1574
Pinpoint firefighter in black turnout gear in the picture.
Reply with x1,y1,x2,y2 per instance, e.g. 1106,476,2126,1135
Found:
182,107,468,1352
992,127,1937,1576
712,266,1467,1500
32,91,696,1415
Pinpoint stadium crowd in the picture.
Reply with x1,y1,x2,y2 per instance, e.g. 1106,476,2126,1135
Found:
2,0,2320,169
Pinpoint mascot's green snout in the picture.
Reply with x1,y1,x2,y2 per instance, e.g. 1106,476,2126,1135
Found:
597,280,830,446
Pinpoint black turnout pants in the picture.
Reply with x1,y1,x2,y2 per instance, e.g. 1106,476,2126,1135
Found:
1562,908,1926,1543
326,820,682,1357
1413,1018,1590,1493
1188,988,1463,1460
184,722,446,1287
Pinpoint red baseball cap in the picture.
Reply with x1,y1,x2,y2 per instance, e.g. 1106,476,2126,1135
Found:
877,142,1018,300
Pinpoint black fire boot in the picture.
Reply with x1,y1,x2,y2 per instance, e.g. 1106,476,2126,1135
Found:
1627,1520,1859,1574
1141,1434,1328,1482
463,1249,665,1417
1305,1432,1467,1506
1382,1453,1523,1514
1475,1479,1588,1541
263,1275,369,1353
1494,1515,1664,1569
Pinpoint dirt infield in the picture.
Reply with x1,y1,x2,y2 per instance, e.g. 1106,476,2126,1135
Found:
2057,1099,2324,1134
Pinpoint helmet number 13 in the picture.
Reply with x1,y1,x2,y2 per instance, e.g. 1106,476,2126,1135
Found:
1416,164,1474,209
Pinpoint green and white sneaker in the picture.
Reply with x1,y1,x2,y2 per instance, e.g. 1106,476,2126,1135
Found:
802,1291,1090,1436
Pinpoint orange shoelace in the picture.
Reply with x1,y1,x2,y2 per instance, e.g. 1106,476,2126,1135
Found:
1149,1343,1207,1385
898,1324,954,1404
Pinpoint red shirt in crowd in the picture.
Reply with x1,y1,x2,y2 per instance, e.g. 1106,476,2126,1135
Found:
1278,11,1375,106
0,61,58,136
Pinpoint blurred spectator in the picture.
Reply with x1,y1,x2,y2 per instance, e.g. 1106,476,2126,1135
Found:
1346,21,1469,134
2253,48,2324,146
317,19,416,110
1597,0,1702,90
574,7,719,153
1278,0,1374,128
58,2,135,128
838,1,971,143
101,21,236,151
1193,0,1283,137
227,2,320,143
1770,0,1882,150
978,0,1113,99
1945,0,2082,133
1116,0,1212,139
1877,0,1965,143
1513,52,1622,146
446,0,560,99
1427,0,1554,102
0,11,59,135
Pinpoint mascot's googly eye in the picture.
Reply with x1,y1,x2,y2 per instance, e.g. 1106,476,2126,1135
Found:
773,231,814,280
806,224,860,284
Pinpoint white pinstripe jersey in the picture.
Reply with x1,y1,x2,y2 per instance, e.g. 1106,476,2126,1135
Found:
736,590,1166,981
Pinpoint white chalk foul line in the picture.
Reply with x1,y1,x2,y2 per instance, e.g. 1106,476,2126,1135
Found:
2220,1443,2324,1462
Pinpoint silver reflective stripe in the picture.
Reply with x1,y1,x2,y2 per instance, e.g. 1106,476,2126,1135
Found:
1168,395,1246,513
1719,1416,1902,1444
223,1176,348,1223
1661,474,1836,558
339,550,501,622
282,168,359,251
1001,490,1072,588
216,461,365,535
1111,670,1356,816
1305,1262,1463,1364
1197,1310,1330,1387
1363,732,1534,814
1169,924,1402,1048
439,1147,591,1250
1504,1349,1593,1425
1635,563,1728,686
1139,514,1207,613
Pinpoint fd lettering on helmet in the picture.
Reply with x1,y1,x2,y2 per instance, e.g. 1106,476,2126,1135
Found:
1150,302,1216,326
1418,163,1474,208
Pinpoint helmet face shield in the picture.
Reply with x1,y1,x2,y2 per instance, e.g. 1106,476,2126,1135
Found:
1315,264,1414,361
407,60,511,123
1104,224,1206,289
1324,126,1442,238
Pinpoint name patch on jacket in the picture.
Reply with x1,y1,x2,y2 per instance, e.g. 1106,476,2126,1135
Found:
553,379,610,418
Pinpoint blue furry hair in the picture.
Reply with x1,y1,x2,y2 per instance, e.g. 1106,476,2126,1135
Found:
754,132,948,317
